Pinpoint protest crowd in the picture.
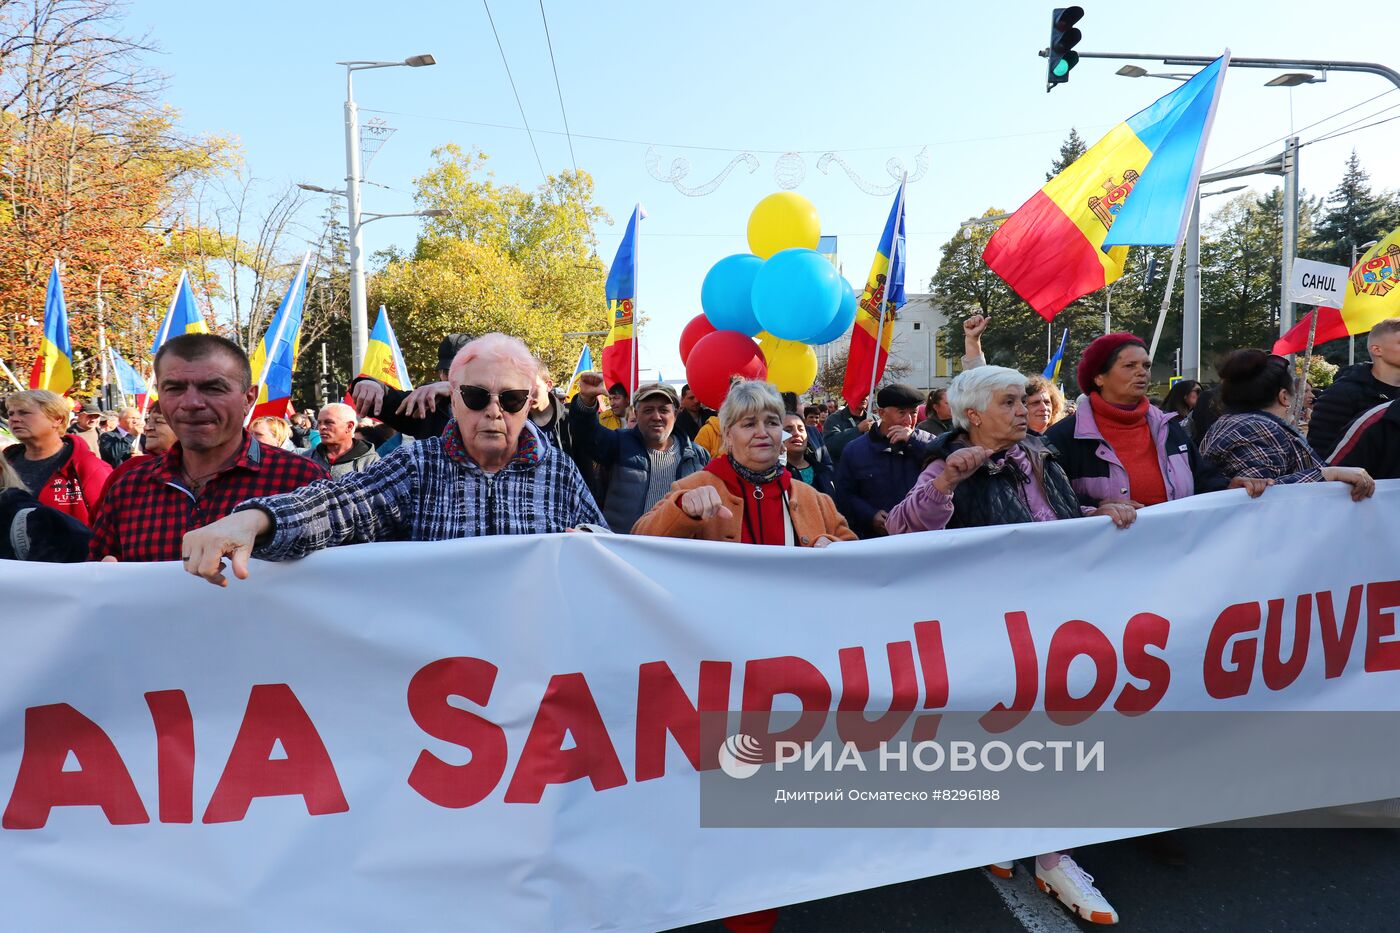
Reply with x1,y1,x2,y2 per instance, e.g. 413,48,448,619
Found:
3,312,1396,928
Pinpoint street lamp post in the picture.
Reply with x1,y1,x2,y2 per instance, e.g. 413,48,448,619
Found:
334,54,435,371
1181,186,1246,381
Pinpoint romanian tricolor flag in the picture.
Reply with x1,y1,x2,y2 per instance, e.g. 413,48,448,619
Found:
248,253,309,421
564,345,595,401
1043,329,1070,381
358,305,414,391
150,270,209,355
602,205,643,394
984,53,1230,320
1274,227,1400,354
29,261,73,394
842,179,907,410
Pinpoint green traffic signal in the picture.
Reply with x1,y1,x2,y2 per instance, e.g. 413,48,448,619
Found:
1047,6,1084,92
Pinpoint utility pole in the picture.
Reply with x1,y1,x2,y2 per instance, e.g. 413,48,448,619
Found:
1280,137,1301,336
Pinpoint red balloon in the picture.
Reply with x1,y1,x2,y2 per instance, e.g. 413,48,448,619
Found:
684,330,768,410
678,313,718,364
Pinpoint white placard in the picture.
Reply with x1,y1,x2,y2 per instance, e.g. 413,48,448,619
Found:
1289,257,1350,307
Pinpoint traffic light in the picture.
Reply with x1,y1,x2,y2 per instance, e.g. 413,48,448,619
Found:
1047,6,1084,92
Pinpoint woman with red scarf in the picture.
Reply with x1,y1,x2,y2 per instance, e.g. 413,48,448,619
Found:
1044,333,1265,508
632,379,854,933
632,380,854,547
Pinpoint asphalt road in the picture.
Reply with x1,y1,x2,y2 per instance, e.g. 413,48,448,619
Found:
668,828,1400,932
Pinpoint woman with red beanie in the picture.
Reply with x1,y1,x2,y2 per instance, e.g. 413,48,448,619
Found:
1044,333,1260,508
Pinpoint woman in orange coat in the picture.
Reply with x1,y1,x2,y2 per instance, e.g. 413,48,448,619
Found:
632,379,854,546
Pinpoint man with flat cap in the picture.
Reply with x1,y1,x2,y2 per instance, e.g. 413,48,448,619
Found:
833,382,938,539
67,399,103,455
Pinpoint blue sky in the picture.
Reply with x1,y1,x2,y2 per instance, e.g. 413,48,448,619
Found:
132,0,1400,380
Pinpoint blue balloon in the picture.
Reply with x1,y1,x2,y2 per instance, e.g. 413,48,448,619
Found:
806,278,858,345
701,254,764,336
751,248,842,342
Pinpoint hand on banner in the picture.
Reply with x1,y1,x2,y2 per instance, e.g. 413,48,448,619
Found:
678,486,733,521
576,371,607,404
933,446,992,494
350,379,385,417
1090,502,1138,528
1227,476,1273,499
1321,466,1376,501
181,509,272,587
396,382,450,419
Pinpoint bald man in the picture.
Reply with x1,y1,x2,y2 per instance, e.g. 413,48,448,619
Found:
302,402,379,479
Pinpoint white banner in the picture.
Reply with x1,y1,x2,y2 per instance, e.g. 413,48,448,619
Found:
1288,256,1350,307
2,482,1399,931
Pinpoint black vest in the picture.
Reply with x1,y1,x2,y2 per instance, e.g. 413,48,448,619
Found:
927,432,1082,529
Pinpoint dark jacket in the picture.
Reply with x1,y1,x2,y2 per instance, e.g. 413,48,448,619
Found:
301,438,381,478
348,376,452,440
916,414,953,436
0,487,92,561
784,450,836,498
823,407,869,462
567,397,709,533
920,431,1081,529
1308,363,1400,458
98,429,139,467
832,426,938,538
1044,395,1226,507
675,407,715,443
1332,398,1400,479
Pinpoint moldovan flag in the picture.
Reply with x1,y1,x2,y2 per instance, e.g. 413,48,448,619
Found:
564,345,596,401
248,253,309,421
842,179,907,410
1274,227,1400,354
358,306,414,391
984,53,1230,320
602,205,643,394
29,261,73,394
149,270,209,355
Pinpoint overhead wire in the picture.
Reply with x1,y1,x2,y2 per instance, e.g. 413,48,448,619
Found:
537,0,577,176
480,0,549,185
1206,87,1398,173
1300,103,1400,147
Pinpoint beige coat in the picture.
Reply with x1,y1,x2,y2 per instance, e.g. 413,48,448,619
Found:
631,470,856,545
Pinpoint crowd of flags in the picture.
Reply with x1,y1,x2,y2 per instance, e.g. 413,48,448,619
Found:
19,49,1400,414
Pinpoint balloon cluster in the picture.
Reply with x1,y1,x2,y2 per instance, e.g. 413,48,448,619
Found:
679,193,859,410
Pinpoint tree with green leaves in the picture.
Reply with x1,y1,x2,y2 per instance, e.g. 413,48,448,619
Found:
1309,150,1399,267
1046,127,1087,182
369,145,608,385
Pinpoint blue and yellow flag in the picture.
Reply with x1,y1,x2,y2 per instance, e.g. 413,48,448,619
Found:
150,270,209,355
1043,329,1069,381
29,261,73,394
248,253,309,420
564,345,596,401
359,306,414,391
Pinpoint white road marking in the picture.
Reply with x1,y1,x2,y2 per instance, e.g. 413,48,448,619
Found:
983,866,1084,933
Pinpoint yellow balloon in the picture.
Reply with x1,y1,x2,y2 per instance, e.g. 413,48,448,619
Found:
758,333,819,394
746,192,821,259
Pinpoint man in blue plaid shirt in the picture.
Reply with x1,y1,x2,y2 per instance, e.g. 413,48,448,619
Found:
181,333,606,586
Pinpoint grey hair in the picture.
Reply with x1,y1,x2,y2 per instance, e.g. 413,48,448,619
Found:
317,401,357,423
448,333,540,385
719,379,784,434
947,365,1028,431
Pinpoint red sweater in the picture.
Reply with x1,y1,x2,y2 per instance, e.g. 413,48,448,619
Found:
704,456,791,545
4,436,112,526
1089,394,1167,506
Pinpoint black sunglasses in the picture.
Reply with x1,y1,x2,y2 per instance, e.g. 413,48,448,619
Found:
457,384,532,414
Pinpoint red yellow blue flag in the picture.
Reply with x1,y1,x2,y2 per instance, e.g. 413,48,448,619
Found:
248,253,309,420
359,305,414,392
842,180,907,410
602,205,643,393
29,261,73,394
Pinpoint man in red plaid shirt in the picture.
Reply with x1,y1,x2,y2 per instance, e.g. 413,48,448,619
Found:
88,334,327,562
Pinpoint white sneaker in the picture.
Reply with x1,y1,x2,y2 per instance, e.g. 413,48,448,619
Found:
1035,854,1118,925
986,861,1015,878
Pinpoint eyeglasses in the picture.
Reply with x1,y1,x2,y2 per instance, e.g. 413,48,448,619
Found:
457,384,532,414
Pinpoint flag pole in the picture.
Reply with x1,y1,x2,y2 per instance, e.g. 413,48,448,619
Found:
1147,243,1184,361
0,358,23,391
866,174,907,417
